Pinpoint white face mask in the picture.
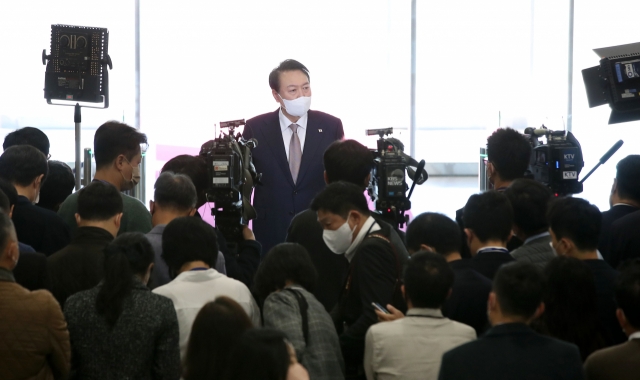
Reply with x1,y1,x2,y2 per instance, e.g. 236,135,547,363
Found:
323,218,355,254
279,94,311,117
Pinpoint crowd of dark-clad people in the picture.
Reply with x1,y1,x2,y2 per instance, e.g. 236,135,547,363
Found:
2,61,640,380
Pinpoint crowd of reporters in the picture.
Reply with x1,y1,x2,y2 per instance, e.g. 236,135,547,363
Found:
1,122,640,380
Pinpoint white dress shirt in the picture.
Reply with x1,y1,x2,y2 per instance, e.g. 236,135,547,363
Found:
345,216,380,262
279,108,308,161
153,268,261,359
364,308,476,380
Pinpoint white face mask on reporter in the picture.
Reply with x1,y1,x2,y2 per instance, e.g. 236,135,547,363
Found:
279,93,311,117
323,216,356,254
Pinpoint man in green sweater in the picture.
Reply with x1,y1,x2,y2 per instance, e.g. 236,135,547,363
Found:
58,121,152,236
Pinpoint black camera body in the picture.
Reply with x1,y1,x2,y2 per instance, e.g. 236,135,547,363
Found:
366,128,427,229
525,126,584,196
200,119,259,243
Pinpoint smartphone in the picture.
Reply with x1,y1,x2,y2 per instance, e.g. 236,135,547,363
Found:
372,302,390,314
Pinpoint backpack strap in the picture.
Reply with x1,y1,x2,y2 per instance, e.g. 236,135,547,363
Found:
284,288,310,347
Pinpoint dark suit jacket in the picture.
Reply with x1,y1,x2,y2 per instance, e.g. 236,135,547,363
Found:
599,204,638,262
47,227,114,307
13,250,50,292
510,233,556,269
471,248,515,280
583,259,626,345
13,195,71,256
607,210,640,269
287,209,410,312
584,339,640,380
438,323,584,380
443,259,492,336
243,109,344,255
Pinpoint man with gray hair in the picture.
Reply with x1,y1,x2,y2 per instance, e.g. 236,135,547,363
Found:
147,171,226,289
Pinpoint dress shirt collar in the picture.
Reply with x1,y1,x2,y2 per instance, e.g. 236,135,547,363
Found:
629,331,640,341
0,267,15,283
524,231,550,245
345,216,379,262
147,224,166,236
279,108,308,132
476,246,509,255
612,203,637,208
406,308,444,318
173,267,222,282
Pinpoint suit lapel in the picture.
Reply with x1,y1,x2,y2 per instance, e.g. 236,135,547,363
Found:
296,110,322,185
260,110,295,187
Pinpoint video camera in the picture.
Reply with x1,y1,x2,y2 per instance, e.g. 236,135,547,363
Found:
524,126,584,196
199,119,260,244
366,128,428,230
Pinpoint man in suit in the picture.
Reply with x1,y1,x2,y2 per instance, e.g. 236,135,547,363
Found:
438,261,584,380
243,59,344,255
462,191,515,280
505,179,556,268
311,182,404,378
585,259,640,380
608,210,640,268
599,155,640,262
287,140,409,312
455,128,531,257
403,212,492,336
0,145,70,255
549,197,626,345
48,182,122,307
365,252,476,380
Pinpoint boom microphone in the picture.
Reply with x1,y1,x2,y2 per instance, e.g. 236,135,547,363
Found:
580,140,624,184
407,159,426,200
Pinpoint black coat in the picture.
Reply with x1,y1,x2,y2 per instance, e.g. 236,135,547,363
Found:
607,210,640,268
471,248,515,280
438,323,584,380
47,227,114,307
443,259,492,336
13,196,71,256
583,259,626,345
243,109,344,255
13,248,50,291
599,204,638,262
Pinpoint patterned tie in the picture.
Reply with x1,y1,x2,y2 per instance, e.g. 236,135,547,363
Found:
289,123,302,183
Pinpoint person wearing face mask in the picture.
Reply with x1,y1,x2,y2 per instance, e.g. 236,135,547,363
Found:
58,121,152,237
243,59,344,256
0,145,70,255
310,181,405,380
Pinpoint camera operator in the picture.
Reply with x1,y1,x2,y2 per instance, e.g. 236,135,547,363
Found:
243,59,344,255
286,140,409,312
161,155,260,288
455,127,531,257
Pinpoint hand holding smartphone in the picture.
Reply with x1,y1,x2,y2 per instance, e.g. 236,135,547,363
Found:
372,302,390,314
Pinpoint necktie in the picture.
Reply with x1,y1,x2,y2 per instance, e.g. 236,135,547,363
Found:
289,124,302,183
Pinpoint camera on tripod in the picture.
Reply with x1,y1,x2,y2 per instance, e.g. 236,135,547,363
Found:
199,119,260,244
366,128,428,229
524,126,584,196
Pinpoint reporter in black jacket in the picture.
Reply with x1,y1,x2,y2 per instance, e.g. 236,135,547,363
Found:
310,181,404,379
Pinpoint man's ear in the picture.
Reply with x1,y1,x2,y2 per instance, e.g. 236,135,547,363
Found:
364,173,372,188
114,213,123,230
115,154,126,171
323,171,329,185
189,208,197,217
9,204,14,218
149,200,155,215
464,228,474,245
401,284,406,299
34,174,45,189
419,243,435,253
272,89,282,104
532,302,545,320
488,291,498,312
616,308,628,331
611,178,618,195
74,213,81,225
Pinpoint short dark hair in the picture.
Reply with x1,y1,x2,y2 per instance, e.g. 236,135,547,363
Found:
616,259,640,328
254,243,318,302
463,191,513,242
0,179,18,208
268,59,310,92
406,212,461,254
504,179,553,236
226,328,290,380
94,121,148,169
162,155,209,208
154,171,197,211
494,261,545,319
547,197,601,251
616,155,640,203
0,145,48,186
310,181,370,218
0,190,10,215
184,297,253,380
0,212,14,252
487,128,531,181
3,127,50,156
77,182,123,221
162,216,219,274
404,251,454,308
324,140,373,188
37,160,75,211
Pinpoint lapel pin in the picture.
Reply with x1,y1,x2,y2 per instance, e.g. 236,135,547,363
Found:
318,129,323,132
